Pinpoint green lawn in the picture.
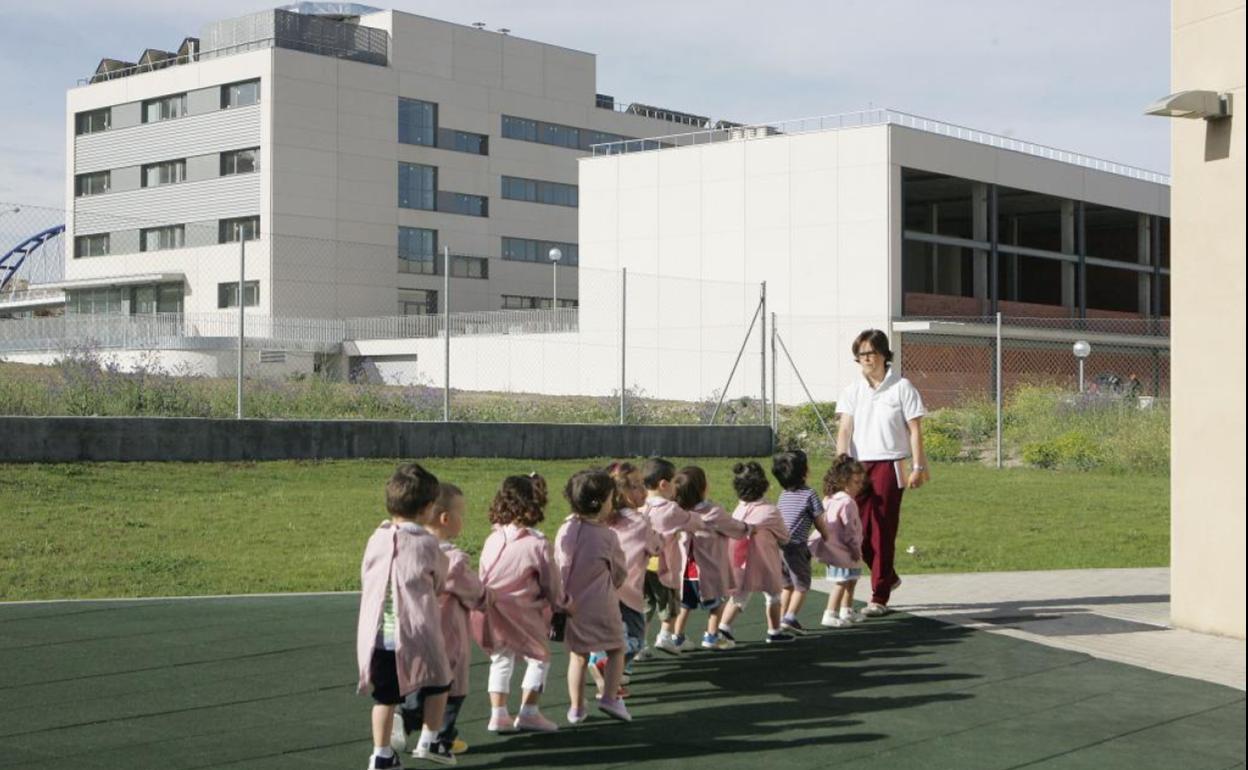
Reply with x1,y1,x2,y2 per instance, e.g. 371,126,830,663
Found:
0,459,1169,601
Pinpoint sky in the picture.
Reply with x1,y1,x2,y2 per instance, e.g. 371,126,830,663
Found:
0,0,1171,210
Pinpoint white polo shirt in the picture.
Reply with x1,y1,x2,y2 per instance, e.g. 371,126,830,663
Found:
836,366,926,461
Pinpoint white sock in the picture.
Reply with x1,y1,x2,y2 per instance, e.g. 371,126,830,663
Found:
373,746,395,758
719,623,732,634
491,705,509,719
518,703,539,717
417,727,437,749
841,607,853,618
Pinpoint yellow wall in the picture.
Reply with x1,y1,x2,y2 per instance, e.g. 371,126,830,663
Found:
1170,0,1246,638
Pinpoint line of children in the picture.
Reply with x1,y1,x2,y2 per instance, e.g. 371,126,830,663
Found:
356,453,880,768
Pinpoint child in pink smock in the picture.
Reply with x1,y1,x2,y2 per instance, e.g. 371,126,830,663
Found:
394,483,484,760
809,454,868,628
356,462,453,769
555,469,632,724
717,461,795,644
472,475,561,734
639,457,705,655
671,465,751,651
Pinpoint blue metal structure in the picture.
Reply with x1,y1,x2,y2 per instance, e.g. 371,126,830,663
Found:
0,225,65,292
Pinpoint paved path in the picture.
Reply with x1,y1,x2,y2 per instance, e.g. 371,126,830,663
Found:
817,567,1245,690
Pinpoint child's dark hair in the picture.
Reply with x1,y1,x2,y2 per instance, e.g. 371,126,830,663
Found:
606,461,640,512
732,461,769,503
641,457,676,489
564,469,615,516
823,454,867,497
673,466,708,511
852,328,894,364
435,483,463,514
771,449,810,491
527,472,549,508
386,462,441,519
489,475,545,528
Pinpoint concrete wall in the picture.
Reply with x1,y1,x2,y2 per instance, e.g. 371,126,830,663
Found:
1169,0,1246,639
0,417,773,462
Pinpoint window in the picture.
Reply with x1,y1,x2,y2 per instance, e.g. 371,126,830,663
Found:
442,193,488,217
75,108,111,135
448,130,488,155
140,225,185,252
398,98,437,146
501,294,578,310
75,171,110,197
142,93,187,123
501,115,539,142
501,114,624,150
219,216,260,243
399,289,438,316
398,163,436,210
450,255,488,279
218,281,259,308
587,130,627,146
67,287,124,314
73,233,110,258
501,176,577,207
131,283,183,315
221,79,260,109
501,237,579,266
220,148,259,176
542,122,580,149
398,226,438,275
142,159,186,188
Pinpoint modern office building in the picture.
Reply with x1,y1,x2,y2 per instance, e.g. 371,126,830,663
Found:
42,4,717,322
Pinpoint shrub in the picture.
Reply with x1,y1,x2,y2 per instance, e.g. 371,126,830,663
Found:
1022,430,1104,471
924,430,963,462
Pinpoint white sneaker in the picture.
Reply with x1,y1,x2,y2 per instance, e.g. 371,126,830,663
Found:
487,712,518,733
390,711,407,752
821,611,851,628
654,634,683,656
842,610,867,624
633,646,654,662
567,706,589,725
862,602,891,617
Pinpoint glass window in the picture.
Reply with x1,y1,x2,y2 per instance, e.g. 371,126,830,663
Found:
398,226,438,274
157,283,183,314
142,159,186,188
398,98,437,146
140,225,185,252
502,176,577,207
542,122,580,149
75,108,111,135
449,130,488,155
501,294,575,309
219,216,260,243
501,176,536,202
75,171,111,197
142,93,187,123
501,115,538,142
73,233,110,258
450,255,488,279
443,193,488,217
399,289,438,315
131,285,158,315
220,148,260,176
218,281,259,308
221,79,260,109
398,163,436,210
67,287,124,314
501,237,579,266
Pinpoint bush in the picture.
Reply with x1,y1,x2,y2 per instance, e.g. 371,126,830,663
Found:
776,402,837,452
924,430,963,462
1022,430,1104,471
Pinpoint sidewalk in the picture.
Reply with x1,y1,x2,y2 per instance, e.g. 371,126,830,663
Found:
817,567,1245,690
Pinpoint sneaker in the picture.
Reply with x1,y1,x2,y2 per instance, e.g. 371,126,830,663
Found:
655,634,683,655
718,627,736,643
513,710,559,733
765,630,796,644
862,602,891,617
891,576,903,593
567,706,589,725
368,752,404,770
412,741,456,766
843,610,867,624
597,696,633,722
821,611,851,628
780,617,808,635
390,713,408,753
449,739,468,755
701,633,735,650
486,712,517,733
633,646,654,662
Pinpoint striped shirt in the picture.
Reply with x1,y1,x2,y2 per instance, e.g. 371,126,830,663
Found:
777,487,823,544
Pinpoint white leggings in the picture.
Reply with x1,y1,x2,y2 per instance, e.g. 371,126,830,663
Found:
730,591,782,611
487,651,549,694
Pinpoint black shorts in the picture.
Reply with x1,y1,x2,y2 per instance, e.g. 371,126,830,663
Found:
680,579,725,611
620,602,646,646
369,648,451,706
780,542,813,592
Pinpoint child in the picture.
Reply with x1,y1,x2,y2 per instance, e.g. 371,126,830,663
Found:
810,455,868,628
555,469,632,724
601,461,661,680
773,450,834,634
671,465,750,650
395,484,483,759
640,457,705,654
717,461,794,644
472,475,561,734
356,462,454,768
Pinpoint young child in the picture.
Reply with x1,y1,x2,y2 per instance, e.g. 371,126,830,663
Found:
671,465,750,650
640,457,705,654
395,484,483,759
717,461,794,644
810,455,868,628
472,475,561,734
555,469,632,724
601,461,661,679
773,450,834,634
356,462,454,768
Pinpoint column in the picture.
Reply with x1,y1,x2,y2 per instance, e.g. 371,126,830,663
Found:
1061,200,1077,310
1138,214,1152,316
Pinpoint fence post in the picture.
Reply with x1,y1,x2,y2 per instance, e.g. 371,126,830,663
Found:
619,267,627,425
995,311,1003,469
759,281,767,423
236,238,245,420
443,245,450,422
770,311,778,442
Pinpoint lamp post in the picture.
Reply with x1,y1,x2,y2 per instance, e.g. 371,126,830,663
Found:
549,247,562,309
1073,340,1091,394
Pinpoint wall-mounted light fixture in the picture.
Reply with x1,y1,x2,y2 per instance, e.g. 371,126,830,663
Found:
1144,90,1233,120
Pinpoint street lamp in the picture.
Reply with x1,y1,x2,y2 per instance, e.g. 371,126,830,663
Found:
549,247,562,309
1072,340,1091,394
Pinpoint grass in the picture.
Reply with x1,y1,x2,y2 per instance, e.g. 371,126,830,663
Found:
0,458,1169,601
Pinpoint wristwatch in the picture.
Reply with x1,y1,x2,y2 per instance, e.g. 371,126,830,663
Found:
911,464,927,472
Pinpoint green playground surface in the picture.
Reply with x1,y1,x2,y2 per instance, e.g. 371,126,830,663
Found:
0,595,1242,770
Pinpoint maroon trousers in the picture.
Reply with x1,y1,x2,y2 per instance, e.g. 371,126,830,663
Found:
856,460,905,605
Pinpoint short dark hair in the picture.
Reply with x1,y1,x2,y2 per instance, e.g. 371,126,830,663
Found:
852,329,893,364
823,454,867,497
732,461,769,503
489,475,545,528
771,449,810,491
385,462,441,519
673,466,708,510
564,469,615,515
642,457,676,490
435,483,463,514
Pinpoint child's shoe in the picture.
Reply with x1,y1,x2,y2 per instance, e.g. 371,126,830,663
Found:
368,750,405,769
780,615,808,635
486,710,517,733
862,602,891,617
513,709,559,732
718,626,736,643
765,630,796,643
567,706,589,725
449,739,468,755
821,611,851,628
701,632,735,650
842,609,867,624
597,696,633,722
633,646,654,662
390,715,408,753
655,632,683,655
412,741,457,766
